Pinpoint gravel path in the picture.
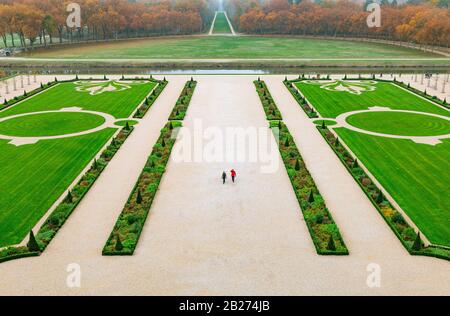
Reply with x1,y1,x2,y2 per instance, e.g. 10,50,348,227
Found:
0,75,448,295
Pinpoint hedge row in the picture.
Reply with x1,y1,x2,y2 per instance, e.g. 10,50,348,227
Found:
102,122,181,255
169,79,197,120
134,78,168,119
317,126,449,261
0,126,135,263
254,79,283,120
272,121,348,255
283,80,318,119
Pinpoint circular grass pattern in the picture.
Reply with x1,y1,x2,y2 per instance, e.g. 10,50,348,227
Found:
346,111,450,137
313,119,338,127
115,119,138,127
0,112,106,137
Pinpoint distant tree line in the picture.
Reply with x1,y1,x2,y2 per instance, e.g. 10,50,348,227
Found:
0,0,217,49
225,0,450,47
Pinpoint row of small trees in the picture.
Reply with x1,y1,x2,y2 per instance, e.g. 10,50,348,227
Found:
0,0,217,49
226,0,450,48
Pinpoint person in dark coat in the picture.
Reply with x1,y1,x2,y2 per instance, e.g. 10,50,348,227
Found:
222,171,227,184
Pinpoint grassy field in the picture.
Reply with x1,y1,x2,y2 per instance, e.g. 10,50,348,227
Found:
295,80,450,247
212,12,232,34
21,36,443,60
0,112,105,137
0,80,155,247
346,112,450,137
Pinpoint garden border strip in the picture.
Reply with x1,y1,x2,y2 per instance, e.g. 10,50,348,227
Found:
103,80,198,256
255,80,348,255
254,79,282,120
169,79,197,121
284,76,448,260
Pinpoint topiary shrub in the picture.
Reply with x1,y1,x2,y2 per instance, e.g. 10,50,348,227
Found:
295,159,301,171
115,235,123,251
308,190,315,203
27,230,40,252
327,235,336,251
136,189,143,204
412,231,422,251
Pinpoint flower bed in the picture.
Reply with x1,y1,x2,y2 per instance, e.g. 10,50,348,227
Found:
254,79,283,120
169,79,197,120
283,79,319,119
134,78,167,119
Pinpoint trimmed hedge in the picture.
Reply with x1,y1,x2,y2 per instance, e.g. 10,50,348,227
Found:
317,126,449,261
254,79,283,120
169,79,197,120
0,247,40,264
272,121,348,255
283,79,318,118
102,122,181,255
134,78,168,119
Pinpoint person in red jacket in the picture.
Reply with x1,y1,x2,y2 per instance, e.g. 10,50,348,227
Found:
230,169,237,183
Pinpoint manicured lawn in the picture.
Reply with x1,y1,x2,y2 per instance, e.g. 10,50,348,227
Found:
295,81,450,119
295,80,450,247
0,112,105,137
212,12,232,34
346,111,450,137
23,36,443,60
0,81,155,247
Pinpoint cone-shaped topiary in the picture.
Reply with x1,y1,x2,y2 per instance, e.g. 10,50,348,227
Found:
162,138,166,147
75,74,79,80
27,230,40,252
376,190,384,204
121,74,124,80
352,159,359,169
40,83,44,89
115,235,123,252
334,137,340,147
55,77,58,82
136,189,143,204
308,190,315,203
284,137,290,147
169,122,173,130
104,75,107,80
125,122,130,131
295,159,301,171
321,120,326,129
412,231,422,251
67,191,73,204
278,120,282,130
327,235,336,251
93,159,98,169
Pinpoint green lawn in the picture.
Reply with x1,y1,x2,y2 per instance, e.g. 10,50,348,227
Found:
23,36,443,60
295,80,450,247
0,80,155,247
346,112,450,137
212,12,232,34
0,112,105,137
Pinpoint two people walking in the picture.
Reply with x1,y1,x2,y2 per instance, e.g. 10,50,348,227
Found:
222,169,237,184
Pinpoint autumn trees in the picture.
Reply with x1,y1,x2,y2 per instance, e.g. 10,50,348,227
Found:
0,0,215,49
227,0,450,47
